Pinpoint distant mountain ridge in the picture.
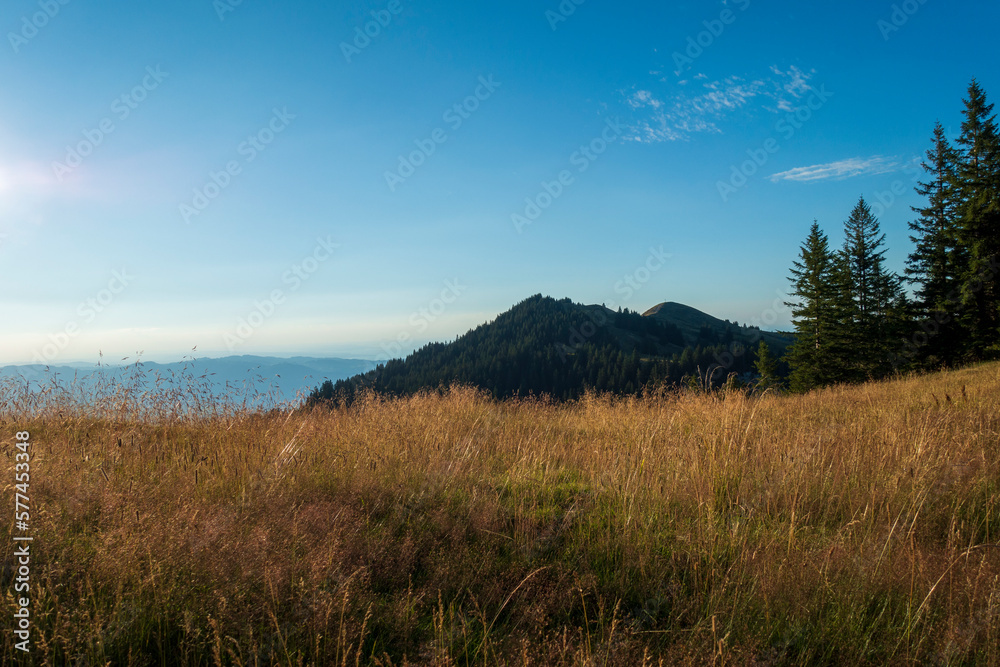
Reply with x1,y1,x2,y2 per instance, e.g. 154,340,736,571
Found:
310,295,793,405
0,355,376,405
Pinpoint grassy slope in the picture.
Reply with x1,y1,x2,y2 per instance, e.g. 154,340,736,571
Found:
2,364,999,665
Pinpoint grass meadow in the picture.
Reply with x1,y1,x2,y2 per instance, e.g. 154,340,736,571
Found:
2,362,999,665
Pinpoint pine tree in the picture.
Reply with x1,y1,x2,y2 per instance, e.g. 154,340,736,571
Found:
954,79,1000,354
839,197,907,379
753,340,780,391
826,250,860,380
905,121,966,364
785,221,842,391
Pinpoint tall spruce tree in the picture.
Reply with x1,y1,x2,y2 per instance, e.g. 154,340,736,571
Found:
840,197,908,379
827,249,861,379
906,121,966,364
785,221,843,391
954,79,1000,354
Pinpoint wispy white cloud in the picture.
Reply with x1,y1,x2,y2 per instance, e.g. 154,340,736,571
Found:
625,66,818,143
768,155,902,182
628,90,663,110
627,76,766,142
772,65,812,111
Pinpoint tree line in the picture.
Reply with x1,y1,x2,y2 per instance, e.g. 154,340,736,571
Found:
785,79,1000,391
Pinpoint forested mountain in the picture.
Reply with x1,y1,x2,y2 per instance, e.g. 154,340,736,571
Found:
308,295,793,405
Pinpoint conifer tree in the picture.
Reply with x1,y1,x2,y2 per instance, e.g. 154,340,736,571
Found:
954,79,1000,354
785,221,841,391
753,340,780,390
840,197,907,379
906,121,966,363
826,249,861,380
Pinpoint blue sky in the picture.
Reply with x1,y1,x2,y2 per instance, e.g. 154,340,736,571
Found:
2,0,998,364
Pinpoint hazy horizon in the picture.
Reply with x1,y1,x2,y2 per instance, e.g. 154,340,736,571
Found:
1,295,788,366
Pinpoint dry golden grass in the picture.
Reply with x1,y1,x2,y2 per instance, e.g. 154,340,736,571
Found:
2,362,999,665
